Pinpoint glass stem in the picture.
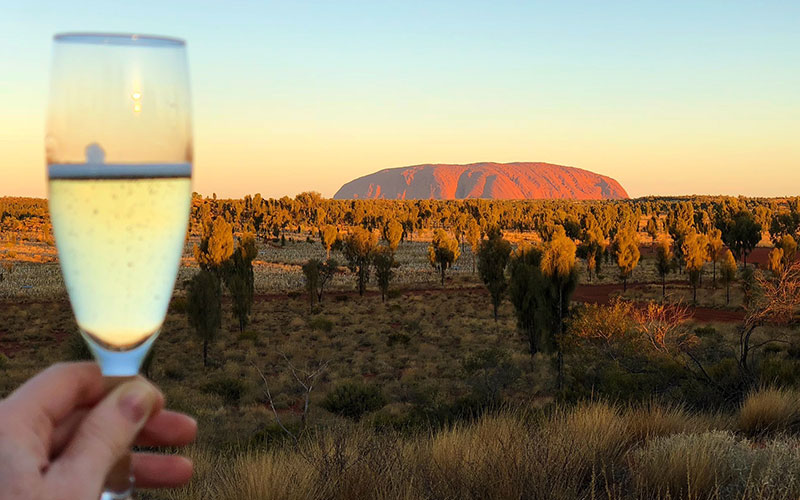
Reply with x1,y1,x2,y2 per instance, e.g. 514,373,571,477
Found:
101,376,136,499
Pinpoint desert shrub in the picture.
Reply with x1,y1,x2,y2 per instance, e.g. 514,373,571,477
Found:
170,296,188,314
308,316,333,332
742,438,800,498
758,357,800,387
386,332,410,346
462,348,520,404
738,387,800,436
428,414,529,498
163,359,185,381
204,376,246,405
249,422,302,448
786,343,800,360
321,382,386,421
404,318,422,334
238,330,260,342
630,431,749,499
626,402,701,442
551,402,632,464
694,325,719,338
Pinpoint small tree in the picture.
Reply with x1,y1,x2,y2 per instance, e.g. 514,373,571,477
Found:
540,228,579,389
768,247,784,275
382,220,403,252
508,244,550,356
738,261,800,382
722,210,761,267
373,247,395,302
465,219,482,273
776,234,797,262
223,233,257,332
194,216,235,273
655,236,674,300
477,227,512,321
319,225,338,259
342,227,378,296
646,216,659,241
191,216,233,352
613,226,640,291
720,249,737,305
428,229,460,286
706,228,724,288
682,230,709,303
578,224,605,281
302,259,321,309
317,259,338,303
187,270,221,367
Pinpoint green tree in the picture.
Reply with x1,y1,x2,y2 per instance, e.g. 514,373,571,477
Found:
646,216,659,241
776,234,797,262
578,223,605,281
477,227,512,321
342,227,378,296
382,220,404,252
319,225,338,259
194,216,235,273
428,229,460,286
302,259,321,309
720,249,737,305
768,247,785,275
508,244,551,355
191,216,233,353
706,228,724,288
721,210,762,267
612,226,640,291
316,259,338,303
373,247,396,302
540,228,579,389
655,236,674,300
682,230,709,303
187,270,221,367
465,219,482,273
223,233,257,332
302,258,338,306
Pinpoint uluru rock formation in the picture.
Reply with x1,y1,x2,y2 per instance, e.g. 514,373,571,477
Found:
333,162,628,200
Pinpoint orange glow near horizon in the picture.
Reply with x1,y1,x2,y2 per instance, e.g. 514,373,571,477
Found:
2,2,798,200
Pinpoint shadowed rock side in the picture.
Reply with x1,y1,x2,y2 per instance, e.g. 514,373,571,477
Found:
333,162,628,200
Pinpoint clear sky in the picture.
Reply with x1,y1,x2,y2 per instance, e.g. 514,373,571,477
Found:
1,1,798,199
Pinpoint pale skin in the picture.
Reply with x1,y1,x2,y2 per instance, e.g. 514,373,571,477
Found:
0,362,197,499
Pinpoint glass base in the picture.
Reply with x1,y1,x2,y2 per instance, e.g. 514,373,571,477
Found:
100,487,134,500
82,329,159,376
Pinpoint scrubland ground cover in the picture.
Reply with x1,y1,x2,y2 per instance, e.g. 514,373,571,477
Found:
2,195,800,499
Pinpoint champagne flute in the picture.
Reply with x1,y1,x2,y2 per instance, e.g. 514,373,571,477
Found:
46,33,192,499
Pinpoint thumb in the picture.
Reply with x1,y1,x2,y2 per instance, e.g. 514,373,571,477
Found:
46,379,161,498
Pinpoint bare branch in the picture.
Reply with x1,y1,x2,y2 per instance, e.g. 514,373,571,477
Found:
253,363,297,444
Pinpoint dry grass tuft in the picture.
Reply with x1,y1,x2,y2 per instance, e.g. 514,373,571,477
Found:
630,431,743,499
738,387,800,436
626,401,710,442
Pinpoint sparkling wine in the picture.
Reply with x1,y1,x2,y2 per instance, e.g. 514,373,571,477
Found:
48,163,191,349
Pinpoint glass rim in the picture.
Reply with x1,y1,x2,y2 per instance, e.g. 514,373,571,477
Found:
53,32,185,47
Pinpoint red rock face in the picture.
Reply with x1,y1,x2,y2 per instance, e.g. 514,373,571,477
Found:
333,162,628,200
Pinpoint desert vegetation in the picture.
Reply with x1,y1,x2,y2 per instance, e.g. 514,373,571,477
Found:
2,193,800,499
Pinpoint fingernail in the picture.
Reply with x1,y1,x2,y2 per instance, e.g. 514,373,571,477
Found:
117,381,156,424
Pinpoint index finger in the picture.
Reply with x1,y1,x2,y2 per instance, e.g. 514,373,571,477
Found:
3,362,106,438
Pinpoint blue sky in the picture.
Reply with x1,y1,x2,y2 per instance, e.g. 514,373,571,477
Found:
1,1,798,198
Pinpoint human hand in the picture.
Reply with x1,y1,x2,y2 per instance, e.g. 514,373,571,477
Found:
0,362,197,499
